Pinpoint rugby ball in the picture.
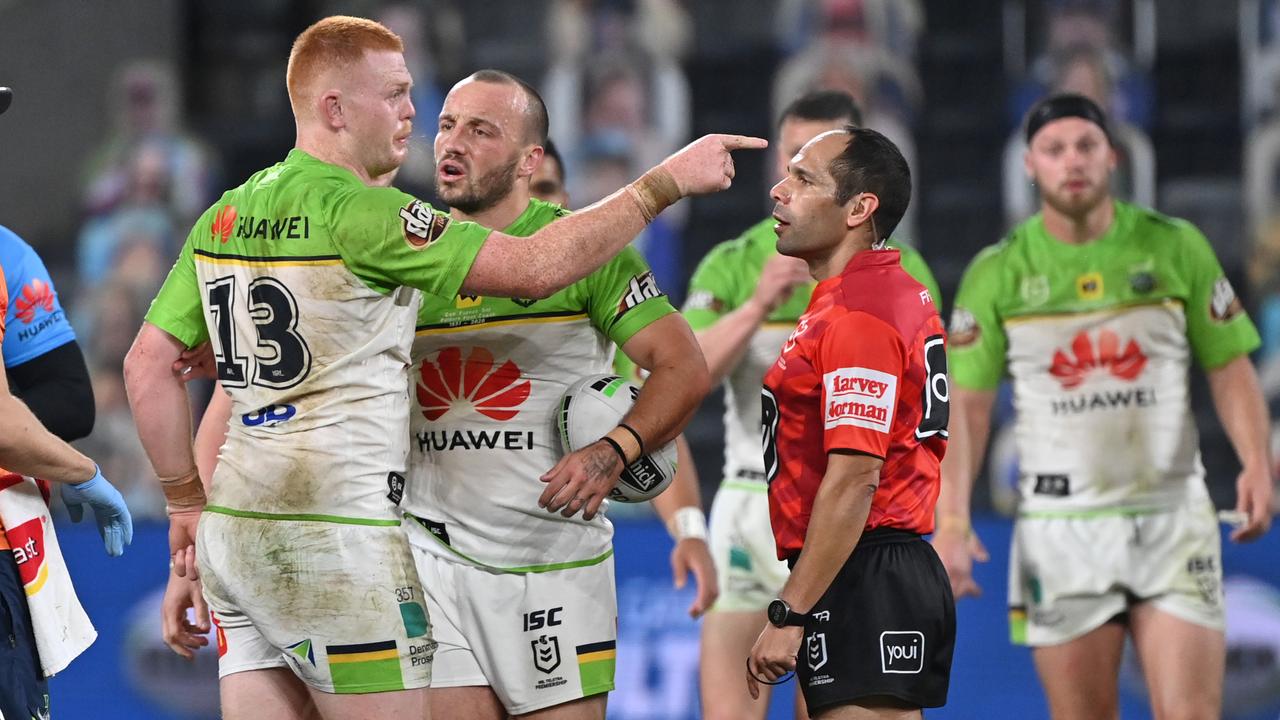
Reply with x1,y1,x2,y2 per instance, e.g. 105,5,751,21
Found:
557,374,677,502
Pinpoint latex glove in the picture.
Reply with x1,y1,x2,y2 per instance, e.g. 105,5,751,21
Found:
61,466,133,556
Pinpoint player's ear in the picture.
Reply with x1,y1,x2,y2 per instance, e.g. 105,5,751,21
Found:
518,145,544,179
319,89,344,129
1023,148,1034,181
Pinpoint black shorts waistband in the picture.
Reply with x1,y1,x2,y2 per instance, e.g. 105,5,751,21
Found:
785,527,922,569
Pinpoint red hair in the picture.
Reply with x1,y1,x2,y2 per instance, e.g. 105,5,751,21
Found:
286,16,403,112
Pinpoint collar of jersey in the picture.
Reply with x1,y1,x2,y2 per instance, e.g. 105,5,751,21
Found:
285,148,364,186
822,245,900,284
1028,199,1131,250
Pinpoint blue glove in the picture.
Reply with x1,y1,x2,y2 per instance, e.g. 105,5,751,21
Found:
61,466,134,557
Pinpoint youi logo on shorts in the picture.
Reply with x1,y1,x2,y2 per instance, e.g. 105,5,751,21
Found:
823,367,897,433
880,631,924,674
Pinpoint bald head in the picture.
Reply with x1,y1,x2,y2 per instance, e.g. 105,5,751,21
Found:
463,69,549,145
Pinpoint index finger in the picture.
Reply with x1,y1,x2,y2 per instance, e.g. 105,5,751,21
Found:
714,134,768,151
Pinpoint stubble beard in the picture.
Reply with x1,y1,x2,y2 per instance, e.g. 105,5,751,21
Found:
439,156,520,215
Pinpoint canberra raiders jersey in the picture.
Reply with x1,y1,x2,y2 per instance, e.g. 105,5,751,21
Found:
403,199,675,571
949,201,1261,514
146,149,490,522
683,217,941,489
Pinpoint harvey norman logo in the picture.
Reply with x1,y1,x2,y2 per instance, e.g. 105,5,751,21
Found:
823,367,896,434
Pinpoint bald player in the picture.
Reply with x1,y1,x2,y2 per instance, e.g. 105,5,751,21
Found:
124,15,764,720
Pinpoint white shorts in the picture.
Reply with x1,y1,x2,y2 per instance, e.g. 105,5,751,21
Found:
407,534,618,716
197,511,435,693
707,480,790,612
1008,499,1224,647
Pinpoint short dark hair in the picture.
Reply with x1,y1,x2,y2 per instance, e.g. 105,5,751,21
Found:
828,125,911,242
542,138,565,182
469,68,549,144
778,90,864,129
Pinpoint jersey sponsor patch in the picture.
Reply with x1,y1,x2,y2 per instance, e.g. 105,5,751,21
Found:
1020,275,1049,306
682,289,723,313
1209,276,1244,322
823,366,897,433
13,278,54,324
1048,329,1146,389
618,271,663,315
948,307,979,347
211,204,237,243
401,200,450,249
1075,272,1103,300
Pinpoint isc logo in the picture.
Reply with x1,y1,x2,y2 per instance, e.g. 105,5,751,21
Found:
523,607,564,632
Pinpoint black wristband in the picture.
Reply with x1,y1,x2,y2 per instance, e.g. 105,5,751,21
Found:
599,436,629,468
617,422,645,457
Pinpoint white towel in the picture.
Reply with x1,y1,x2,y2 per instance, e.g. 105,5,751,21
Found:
0,472,97,676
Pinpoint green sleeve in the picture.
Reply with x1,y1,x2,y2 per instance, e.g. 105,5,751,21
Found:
144,235,209,348
892,240,943,308
1178,225,1262,369
948,246,1008,390
329,186,491,299
586,245,676,347
681,243,741,331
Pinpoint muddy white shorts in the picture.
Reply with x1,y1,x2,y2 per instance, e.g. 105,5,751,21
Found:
406,522,617,715
1008,499,1224,646
707,479,790,612
197,510,435,693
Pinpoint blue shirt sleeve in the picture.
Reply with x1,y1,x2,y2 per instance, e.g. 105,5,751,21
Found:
0,226,77,367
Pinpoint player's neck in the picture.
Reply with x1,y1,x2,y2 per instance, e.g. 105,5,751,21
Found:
449,188,530,231
295,135,379,185
806,234,874,281
1041,198,1115,245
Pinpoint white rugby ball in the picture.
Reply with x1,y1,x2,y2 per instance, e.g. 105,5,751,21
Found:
557,374,677,502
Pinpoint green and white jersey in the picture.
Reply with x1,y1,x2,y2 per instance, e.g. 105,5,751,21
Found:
146,149,490,523
403,199,676,571
950,201,1261,514
683,217,941,488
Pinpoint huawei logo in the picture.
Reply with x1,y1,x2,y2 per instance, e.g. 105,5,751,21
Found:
212,205,237,243
417,347,531,421
1048,329,1146,389
14,279,54,324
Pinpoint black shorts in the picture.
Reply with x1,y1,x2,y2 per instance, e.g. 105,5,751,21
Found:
0,549,49,719
794,528,955,714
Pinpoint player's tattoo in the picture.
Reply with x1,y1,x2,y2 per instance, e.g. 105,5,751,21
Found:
584,443,623,484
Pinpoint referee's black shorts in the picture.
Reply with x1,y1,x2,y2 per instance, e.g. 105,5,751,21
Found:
792,527,955,714
0,548,49,719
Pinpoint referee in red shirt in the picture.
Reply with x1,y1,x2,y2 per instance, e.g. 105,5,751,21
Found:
747,126,955,718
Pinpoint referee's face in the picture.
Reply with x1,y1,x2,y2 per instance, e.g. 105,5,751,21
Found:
770,133,849,259
1025,117,1115,219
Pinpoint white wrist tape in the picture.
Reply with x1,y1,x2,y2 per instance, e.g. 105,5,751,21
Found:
668,506,708,541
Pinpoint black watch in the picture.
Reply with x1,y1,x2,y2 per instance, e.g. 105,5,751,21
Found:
767,598,807,628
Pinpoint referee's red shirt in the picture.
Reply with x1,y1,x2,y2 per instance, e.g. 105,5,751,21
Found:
763,248,948,560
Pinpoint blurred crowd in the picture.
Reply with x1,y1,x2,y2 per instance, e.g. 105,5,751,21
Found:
13,0,1276,517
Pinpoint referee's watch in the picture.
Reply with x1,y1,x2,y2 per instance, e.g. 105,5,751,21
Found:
767,598,807,628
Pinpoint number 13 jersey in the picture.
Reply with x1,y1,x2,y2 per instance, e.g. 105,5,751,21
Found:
763,248,948,560
145,149,491,522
